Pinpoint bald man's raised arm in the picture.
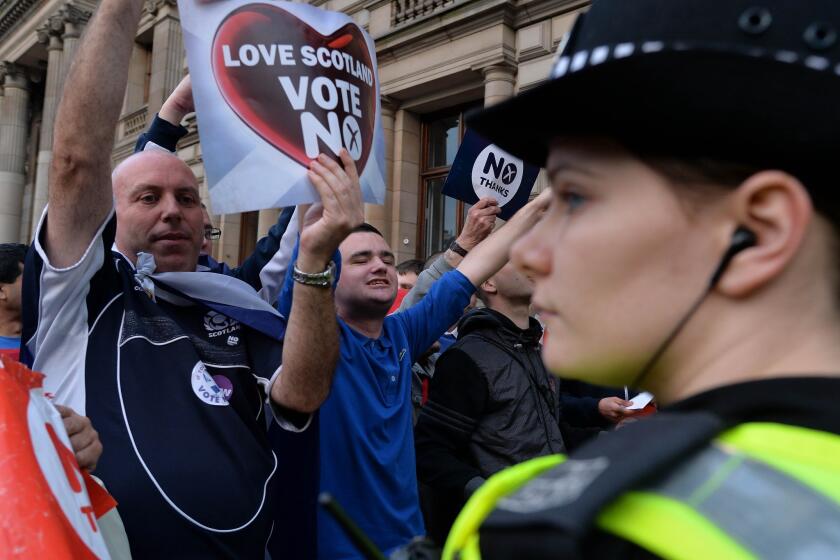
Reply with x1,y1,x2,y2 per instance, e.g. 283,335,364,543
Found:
45,0,144,267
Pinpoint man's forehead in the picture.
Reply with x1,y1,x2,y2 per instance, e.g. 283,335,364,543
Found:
340,231,392,254
113,152,198,194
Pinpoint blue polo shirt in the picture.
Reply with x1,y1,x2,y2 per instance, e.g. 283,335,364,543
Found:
0,335,19,351
318,270,475,558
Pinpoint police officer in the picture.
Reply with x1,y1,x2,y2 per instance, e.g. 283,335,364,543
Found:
443,0,840,558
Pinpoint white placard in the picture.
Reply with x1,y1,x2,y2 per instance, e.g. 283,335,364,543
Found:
179,0,386,214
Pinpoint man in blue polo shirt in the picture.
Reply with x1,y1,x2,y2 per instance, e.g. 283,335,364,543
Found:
318,191,550,558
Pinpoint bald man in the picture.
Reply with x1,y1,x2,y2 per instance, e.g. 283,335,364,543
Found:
19,0,362,556
134,77,298,295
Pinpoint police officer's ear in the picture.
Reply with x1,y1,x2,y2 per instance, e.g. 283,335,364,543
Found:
716,170,813,298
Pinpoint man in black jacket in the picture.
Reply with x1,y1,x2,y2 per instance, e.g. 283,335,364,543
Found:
414,262,635,541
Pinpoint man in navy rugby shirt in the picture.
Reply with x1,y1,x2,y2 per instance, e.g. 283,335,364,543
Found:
20,0,361,557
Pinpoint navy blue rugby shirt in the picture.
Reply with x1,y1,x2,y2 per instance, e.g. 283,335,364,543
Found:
21,211,302,559
318,269,475,559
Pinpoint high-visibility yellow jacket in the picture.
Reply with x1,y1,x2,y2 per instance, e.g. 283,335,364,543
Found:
444,421,840,559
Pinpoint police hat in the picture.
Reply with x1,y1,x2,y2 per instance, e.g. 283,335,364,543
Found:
467,0,840,203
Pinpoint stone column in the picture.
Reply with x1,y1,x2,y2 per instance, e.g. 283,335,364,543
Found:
146,0,184,117
18,112,42,241
57,4,92,87
482,64,516,106
363,96,397,241
30,18,64,234
0,63,30,243
390,108,421,262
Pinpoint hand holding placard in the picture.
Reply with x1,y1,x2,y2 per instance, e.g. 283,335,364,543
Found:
456,198,500,251
179,0,386,213
298,149,364,272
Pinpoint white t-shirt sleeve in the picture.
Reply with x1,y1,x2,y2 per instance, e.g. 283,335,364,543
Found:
28,207,116,414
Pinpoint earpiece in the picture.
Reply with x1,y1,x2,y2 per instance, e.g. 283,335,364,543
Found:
729,226,758,255
709,226,757,287
632,225,757,387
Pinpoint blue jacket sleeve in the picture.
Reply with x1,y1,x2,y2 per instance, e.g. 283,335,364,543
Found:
134,113,189,153
395,270,475,362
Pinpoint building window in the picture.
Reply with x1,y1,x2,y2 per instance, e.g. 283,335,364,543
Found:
419,104,479,259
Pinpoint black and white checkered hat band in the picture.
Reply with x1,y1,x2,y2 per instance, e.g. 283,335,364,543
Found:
550,40,840,79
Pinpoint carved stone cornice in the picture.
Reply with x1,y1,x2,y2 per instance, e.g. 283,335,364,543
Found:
143,0,178,18
0,61,28,89
0,0,39,43
36,3,92,45
37,15,65,50
61,3,91,24
59,3,93,38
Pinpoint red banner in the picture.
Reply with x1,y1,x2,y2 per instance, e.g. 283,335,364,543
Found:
0,359,113,559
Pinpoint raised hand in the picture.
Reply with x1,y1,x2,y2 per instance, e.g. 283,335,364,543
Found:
159,74,194,125
46,0,146,267
298,149,364,272
456,198,500,251
273,150,361,412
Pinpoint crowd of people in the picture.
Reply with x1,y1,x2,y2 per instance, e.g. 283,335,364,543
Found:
2,0,840,558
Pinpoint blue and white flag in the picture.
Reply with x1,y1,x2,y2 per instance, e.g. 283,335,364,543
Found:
131,206,304,342
442,129,540,220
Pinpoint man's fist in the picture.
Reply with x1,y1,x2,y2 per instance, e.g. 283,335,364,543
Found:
55,405,103,472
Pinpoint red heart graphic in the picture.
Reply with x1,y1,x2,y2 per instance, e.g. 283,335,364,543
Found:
211,4,376,170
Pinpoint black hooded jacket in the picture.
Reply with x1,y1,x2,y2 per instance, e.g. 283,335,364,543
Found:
414,308,617,543
415,308,608,499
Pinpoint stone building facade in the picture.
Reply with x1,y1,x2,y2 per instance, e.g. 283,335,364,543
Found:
0,0,587,264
